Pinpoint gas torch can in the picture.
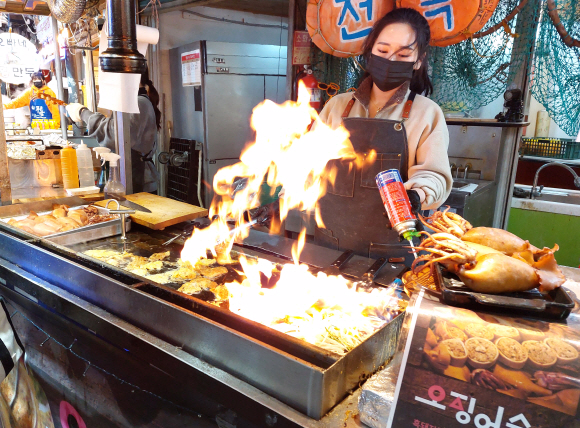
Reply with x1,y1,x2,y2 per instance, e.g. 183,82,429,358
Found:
375,169,420,242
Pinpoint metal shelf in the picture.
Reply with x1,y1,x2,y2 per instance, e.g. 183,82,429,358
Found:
520,155,580,166
446,119,530,127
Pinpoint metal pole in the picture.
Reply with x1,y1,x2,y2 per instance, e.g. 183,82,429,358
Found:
51,16,67,139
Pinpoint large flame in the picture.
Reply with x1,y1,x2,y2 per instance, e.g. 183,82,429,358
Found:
179,83,396,354
181,82,372,266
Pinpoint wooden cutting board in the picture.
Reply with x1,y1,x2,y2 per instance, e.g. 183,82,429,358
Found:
96,193,208,230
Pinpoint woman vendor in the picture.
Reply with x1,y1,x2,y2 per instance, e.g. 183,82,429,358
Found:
315,8,452,261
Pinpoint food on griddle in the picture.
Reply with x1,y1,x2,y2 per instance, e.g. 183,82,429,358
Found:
142,261,164,272
489,324,521,341
522,341,558,369
196,258,216,267
212,284,230,300
464,323,494,341
128,268,148,277
172,265,198,280
126,256,149,270
178,278,217,295
149,251,171,261
416,211,566,293
545,338,579,365
440,339,467,367
145,271,180,284
496,337,528,369
465,337,498,369
198,266,228,280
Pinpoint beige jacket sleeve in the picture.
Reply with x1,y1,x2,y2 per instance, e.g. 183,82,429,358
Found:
403,97,452,210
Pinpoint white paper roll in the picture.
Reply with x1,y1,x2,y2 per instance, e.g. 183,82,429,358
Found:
97,22,159,114
535,110,550,138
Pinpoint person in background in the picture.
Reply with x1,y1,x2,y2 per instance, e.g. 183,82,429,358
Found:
314,8,452,261
66,67,161,193
3,71,61,128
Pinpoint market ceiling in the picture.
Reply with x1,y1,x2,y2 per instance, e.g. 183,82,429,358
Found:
0,0,288,18
139,0,289,16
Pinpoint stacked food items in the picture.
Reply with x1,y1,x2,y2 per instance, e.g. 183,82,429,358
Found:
423,307,580,415
5,204,119,237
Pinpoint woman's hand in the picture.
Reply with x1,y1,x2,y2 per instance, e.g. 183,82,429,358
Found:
66,103,87,123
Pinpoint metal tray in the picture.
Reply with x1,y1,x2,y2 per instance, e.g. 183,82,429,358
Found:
440,272,575,320
0,206,130,246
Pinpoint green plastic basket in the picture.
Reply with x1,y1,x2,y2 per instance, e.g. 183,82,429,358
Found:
520,138,580,160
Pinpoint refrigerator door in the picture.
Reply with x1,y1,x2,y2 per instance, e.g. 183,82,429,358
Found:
203,73,264,160
169,41,204,142
265,75,286,104
205,41,286,75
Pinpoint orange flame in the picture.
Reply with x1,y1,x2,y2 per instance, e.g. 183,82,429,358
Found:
181,82,372,266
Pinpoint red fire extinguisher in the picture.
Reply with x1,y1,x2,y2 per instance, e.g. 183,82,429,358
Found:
296,68,322,111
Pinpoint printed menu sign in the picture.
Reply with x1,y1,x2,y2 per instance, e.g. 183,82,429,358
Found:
181,49,201,86
387,291,580,428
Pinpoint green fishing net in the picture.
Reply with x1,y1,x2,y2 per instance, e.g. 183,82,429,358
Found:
310,0,579,136
532,0,580,137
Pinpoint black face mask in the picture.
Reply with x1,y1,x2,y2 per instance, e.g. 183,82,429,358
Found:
366,53,415,92
33,81,43,89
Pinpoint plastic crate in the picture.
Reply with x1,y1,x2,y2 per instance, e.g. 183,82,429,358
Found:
520,137,580,160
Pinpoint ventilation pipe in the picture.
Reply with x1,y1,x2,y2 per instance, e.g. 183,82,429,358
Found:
99,0,146,74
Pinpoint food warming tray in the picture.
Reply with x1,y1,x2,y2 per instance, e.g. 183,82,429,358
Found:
440,272,575,320
0,206,131,246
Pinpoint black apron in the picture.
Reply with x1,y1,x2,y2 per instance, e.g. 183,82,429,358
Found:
314,92,417,262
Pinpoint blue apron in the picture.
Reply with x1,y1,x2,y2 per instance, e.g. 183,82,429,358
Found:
29,98,52,121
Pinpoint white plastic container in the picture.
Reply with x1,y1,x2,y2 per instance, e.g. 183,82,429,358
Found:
76,141,95,188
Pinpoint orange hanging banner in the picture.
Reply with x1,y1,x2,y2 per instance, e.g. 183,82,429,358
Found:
306,0,395,58
397,0,500,47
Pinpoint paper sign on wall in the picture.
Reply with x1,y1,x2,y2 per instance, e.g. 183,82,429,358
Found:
182,50,201,87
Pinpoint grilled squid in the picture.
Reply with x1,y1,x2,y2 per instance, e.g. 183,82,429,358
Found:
412,229,566,294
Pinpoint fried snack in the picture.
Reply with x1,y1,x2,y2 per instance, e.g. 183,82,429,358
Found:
178,278,217,295
212,284,230,300
126,256,149,270
522,341,557,369
198,266,228,280
196,258,216,267
142,261,164,271
172,265,198,281
149,251,171,261
496,337,528,369
465,337,498,369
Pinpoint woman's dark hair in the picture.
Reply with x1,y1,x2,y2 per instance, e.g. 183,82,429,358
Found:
140,67,161,130
361,8,433,96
